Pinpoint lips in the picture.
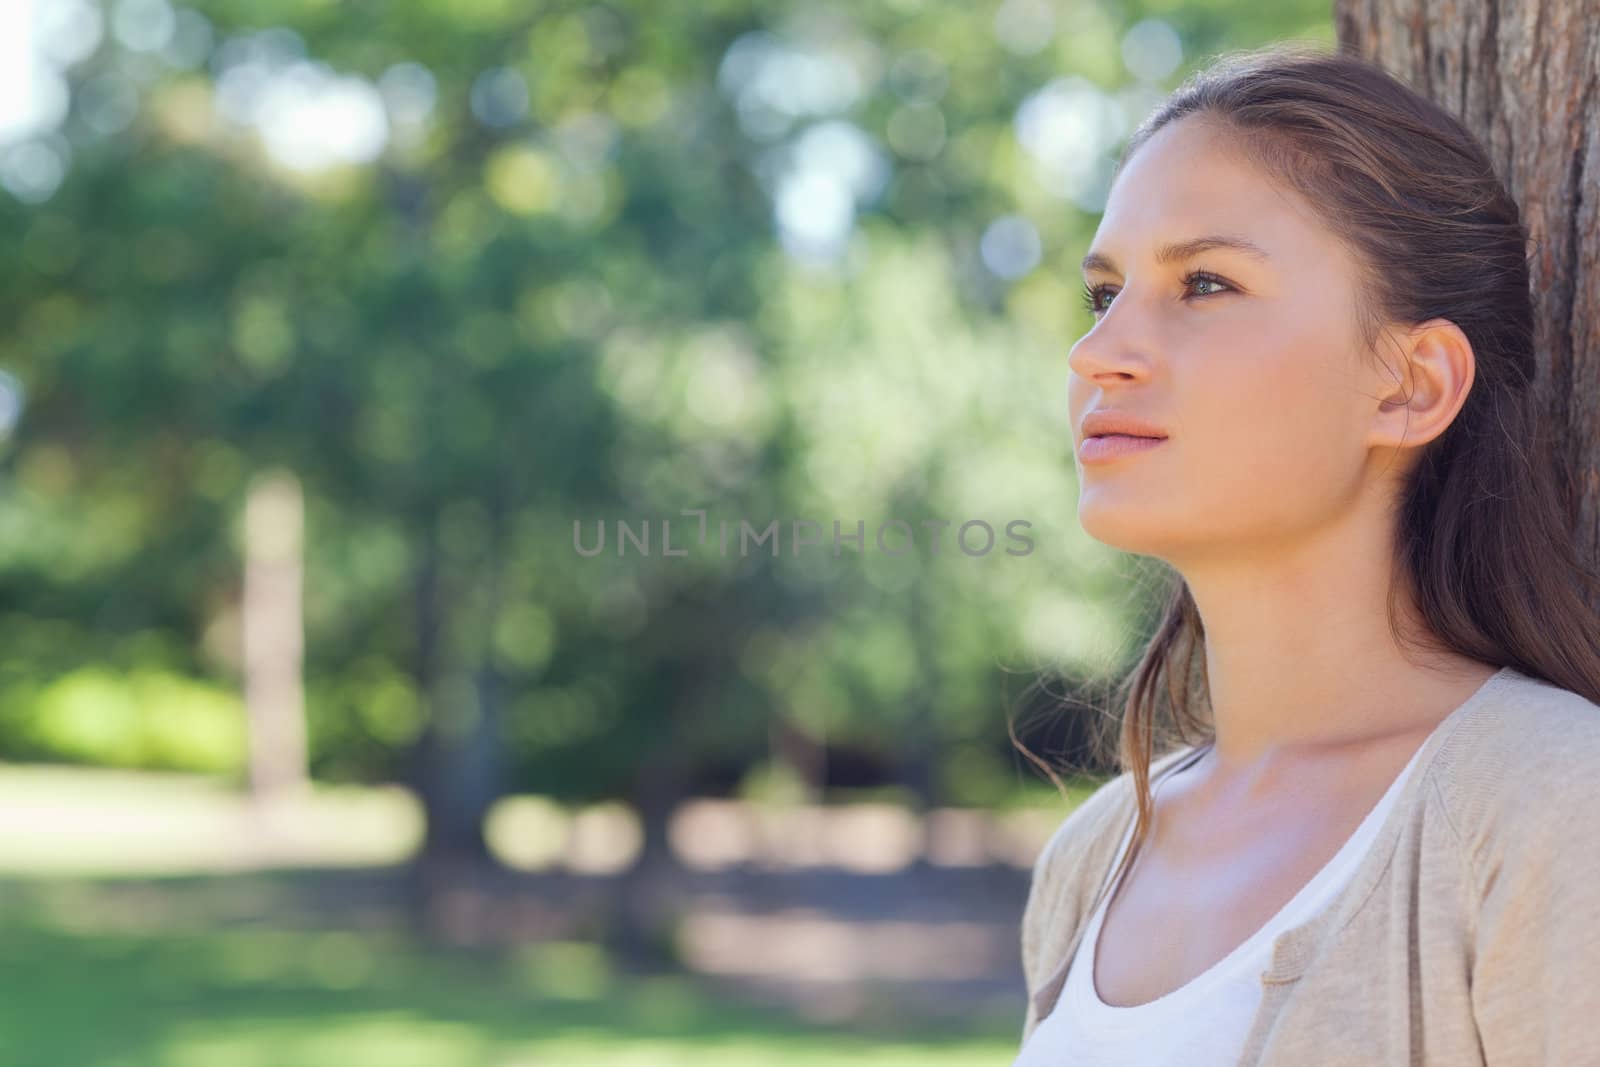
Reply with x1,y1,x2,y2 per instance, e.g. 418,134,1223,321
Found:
1077,433,1167,463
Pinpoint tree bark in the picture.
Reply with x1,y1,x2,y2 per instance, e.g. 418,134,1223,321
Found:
1334,0,1600,551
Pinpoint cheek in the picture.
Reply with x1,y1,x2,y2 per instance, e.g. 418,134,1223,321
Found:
1175,334,1366,520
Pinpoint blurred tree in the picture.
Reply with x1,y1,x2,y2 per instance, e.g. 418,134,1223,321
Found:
0,0,1336,954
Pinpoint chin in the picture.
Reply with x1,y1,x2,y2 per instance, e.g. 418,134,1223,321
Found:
1077,496,1184,560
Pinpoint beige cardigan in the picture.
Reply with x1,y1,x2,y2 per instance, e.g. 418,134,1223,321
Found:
1019,665,1600,1065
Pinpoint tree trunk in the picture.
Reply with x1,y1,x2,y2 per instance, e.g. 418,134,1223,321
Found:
404,514,510,943
1334,0,1600,552
609,662,720,972
412,508,509,877
242,468,309,805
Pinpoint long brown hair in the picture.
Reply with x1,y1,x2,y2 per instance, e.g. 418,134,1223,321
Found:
1010,41,1600,897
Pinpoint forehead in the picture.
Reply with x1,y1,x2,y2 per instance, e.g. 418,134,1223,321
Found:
1088,116,1326,271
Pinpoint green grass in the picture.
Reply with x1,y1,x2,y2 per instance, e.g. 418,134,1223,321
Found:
0,904,1022,1066
0,761,1043,1064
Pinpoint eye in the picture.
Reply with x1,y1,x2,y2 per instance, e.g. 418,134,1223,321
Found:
1080,271,1235,316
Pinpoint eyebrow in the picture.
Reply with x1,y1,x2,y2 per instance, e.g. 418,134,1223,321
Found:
1080,234,1271,276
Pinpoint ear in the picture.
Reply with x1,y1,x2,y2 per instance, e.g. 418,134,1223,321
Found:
1370,317,1476,451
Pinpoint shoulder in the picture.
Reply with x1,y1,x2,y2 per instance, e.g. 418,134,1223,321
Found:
1431,667,1600,857
1427,671,1600,1059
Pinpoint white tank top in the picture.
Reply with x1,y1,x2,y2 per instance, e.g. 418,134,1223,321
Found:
1014,738,1429,1066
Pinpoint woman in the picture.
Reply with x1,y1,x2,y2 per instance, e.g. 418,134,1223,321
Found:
1013,43,1600,1066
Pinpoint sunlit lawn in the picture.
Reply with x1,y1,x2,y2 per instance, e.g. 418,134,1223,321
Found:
0,763,1038,1066
0,903,1022,1067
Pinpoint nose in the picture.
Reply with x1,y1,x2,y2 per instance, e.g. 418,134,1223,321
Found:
1067,286,1159,384
1068,329,1154,383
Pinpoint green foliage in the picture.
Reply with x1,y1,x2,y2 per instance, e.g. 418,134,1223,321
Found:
23,667,246,773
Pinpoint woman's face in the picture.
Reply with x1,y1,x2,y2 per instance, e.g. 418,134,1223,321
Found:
1067,115,1387,564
